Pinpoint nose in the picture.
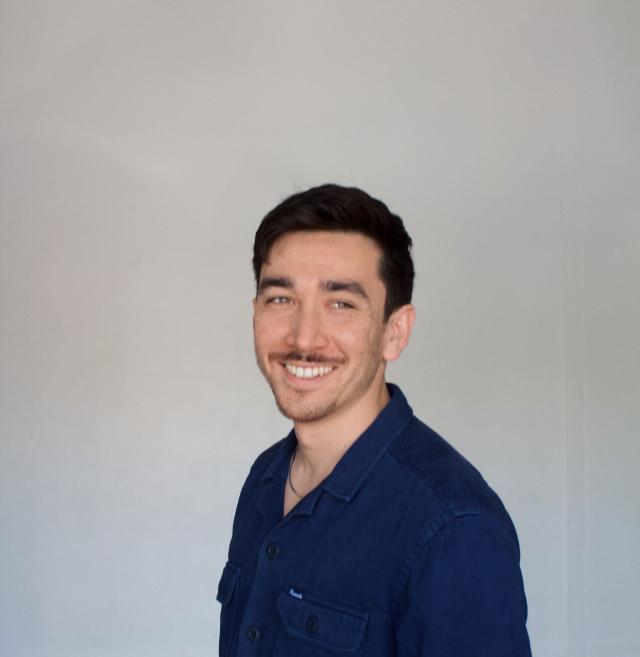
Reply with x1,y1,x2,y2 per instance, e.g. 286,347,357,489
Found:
285,302,328,353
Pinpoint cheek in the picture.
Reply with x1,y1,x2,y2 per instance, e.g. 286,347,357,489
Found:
330,319,375,352
254,313,287,345
253,322,270,348
348,321,385,357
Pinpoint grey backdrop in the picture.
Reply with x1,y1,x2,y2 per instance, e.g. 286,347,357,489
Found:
1,1,638,656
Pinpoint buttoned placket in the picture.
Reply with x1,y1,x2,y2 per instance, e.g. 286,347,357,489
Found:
233,470,325,657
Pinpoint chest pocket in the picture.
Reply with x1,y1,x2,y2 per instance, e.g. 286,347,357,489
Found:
275,589,368,655
216,563,241,657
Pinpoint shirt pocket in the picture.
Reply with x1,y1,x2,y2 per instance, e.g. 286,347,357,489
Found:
216,562,241,657
275,589,369,656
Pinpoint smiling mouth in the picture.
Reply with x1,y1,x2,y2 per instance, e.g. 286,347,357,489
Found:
283,363,335,380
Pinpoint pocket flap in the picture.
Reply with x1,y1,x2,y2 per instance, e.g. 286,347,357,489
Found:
277,589,368,654
216,563,240,607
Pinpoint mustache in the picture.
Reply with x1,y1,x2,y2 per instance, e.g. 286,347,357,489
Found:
270,352,345,366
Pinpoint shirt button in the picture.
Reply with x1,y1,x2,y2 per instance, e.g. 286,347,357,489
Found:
306,615,319,634
266,543,281,560
247,626,261,642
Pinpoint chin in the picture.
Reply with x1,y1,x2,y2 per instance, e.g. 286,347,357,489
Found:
273,392,338,423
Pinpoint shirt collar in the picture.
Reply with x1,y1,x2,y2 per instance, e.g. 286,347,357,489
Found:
321,384,413,501
260,384,414,501
260,430,297,483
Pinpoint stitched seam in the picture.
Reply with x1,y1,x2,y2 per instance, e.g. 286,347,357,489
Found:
389,509,518,622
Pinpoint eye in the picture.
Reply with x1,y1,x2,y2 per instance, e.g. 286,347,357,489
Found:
267,296,292,305
331,300,354,310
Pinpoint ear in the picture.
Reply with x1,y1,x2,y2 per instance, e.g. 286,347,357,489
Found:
382,304,415,362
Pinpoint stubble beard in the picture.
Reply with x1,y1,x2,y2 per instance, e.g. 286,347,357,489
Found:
274,390,339,423
254,338,385,424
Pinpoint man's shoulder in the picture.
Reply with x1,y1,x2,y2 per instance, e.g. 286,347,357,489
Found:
387,415,515,532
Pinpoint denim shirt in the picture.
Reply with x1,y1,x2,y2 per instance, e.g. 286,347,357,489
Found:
217,385,532,657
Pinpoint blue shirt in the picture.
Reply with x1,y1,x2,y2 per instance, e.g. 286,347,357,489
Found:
217,385,532,656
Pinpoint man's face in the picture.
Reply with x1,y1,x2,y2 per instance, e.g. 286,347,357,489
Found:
253,230,390,424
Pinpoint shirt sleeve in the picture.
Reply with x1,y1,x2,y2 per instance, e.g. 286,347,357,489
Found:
393,513,532,657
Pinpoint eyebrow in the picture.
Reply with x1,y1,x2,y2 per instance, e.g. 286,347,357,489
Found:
257,276,293,295
257,276,370,302
320,279,369,301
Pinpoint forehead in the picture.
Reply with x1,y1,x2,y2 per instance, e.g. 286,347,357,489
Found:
262,231,383,279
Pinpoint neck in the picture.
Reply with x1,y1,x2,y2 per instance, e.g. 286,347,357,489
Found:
292,377,390,481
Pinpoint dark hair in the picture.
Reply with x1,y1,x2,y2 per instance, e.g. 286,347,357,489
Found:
253,184,414,319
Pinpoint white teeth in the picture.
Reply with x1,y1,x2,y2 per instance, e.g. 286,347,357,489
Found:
285,363,334,379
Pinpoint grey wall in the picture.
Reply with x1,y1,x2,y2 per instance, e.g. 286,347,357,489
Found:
1,1,638,656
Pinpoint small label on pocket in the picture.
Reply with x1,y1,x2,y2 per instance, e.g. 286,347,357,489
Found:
288,588,303,600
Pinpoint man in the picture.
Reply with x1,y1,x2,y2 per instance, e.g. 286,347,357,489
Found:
217,184,532,656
